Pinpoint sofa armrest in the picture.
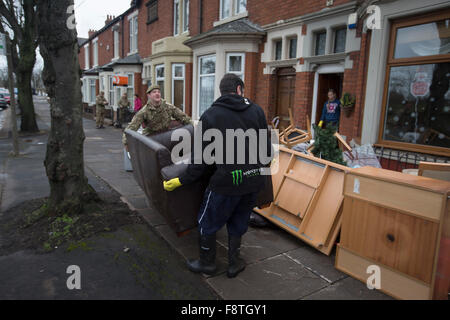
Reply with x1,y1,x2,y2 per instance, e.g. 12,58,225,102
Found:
161,163,189,181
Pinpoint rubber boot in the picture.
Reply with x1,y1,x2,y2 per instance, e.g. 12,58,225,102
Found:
227,236,246,278
187,233,217,275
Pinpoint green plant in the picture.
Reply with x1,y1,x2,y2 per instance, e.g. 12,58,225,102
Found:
312,124,346,166
340,92,355,107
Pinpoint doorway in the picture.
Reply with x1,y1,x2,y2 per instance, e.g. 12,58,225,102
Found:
315,73,343,125
275,67,296,131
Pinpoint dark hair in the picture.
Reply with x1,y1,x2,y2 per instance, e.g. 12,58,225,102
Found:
328,89,336,95
219,73,244,96
135,93,139,97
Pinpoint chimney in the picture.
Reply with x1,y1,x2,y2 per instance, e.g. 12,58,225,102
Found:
88,29,97,38
105,14,114,26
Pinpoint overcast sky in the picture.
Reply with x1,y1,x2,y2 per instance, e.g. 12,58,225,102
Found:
74,0,132,38
1,1,131,69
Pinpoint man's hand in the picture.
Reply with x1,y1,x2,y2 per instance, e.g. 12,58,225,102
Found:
163,178,182,191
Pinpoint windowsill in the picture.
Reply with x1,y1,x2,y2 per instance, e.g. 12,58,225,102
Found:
127,51,138,56
264,58,299,67
213,11,248,27
303,52,346,63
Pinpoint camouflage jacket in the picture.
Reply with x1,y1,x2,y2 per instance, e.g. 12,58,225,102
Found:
96,95,108,108
122,99,191,145
118,97,130,109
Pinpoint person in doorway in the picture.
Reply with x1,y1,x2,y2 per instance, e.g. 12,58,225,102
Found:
116,92,130,129
95,91,108,129
318,89,341,130
134,93,142,113
122,84,191,146
163,74,272,278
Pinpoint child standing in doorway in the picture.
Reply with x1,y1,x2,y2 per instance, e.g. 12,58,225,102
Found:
319,89,341,130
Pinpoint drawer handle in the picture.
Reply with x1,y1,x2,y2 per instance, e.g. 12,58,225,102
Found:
387,234,395,242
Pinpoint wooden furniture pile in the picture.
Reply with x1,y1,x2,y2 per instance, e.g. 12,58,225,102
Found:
278,109,312,149
254,146,350,255
336,167,450,300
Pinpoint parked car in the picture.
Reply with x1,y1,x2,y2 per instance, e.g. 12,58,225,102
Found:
0,94,8,109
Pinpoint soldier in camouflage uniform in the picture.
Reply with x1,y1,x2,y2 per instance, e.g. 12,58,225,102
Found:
122,84,191,146
96,91,109,129
116,92,130,128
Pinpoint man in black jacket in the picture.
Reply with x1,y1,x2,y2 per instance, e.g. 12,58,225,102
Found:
163,73,272,278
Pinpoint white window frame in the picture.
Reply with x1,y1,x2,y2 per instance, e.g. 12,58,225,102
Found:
174,0,180,36
93,39,98,67
172,63,185,112
128,13,138,54
127,73,135,108
84,45,90,70
109,75,115,106
234,0,247,15
220,0,231,20
114,28,120,59
155,64,165,97
198,54,216,116
89,78,96,104
226,52,245,80
183,0,189,33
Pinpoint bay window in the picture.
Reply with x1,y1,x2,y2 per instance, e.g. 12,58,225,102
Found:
379,11,450,154
155,64,165,98
226,53,245,80
198,55,216,116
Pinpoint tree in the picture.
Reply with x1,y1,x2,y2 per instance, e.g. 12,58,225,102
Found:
312,124,346,166
0,0,39,132
36,0,96,215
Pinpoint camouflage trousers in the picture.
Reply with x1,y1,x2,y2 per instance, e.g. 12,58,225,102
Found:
117,107,126,124
96,105,105,127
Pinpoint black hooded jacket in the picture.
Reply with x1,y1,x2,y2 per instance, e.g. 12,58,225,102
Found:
179,94,272,196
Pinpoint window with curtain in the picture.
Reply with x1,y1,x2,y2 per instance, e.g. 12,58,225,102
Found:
127,74,134,108
172,64,185,110
334,27,347,54
274,40,282,60
235,0,246,14
89,79,96,104
174,0,180,36
380,12,450,153
155,65,165,98
198,55,216,116
221,0,231,20
147,0,158,24
315,31,326,56
183,0,189,33
109,76,115,106
226,53,244,80
289,37,297,59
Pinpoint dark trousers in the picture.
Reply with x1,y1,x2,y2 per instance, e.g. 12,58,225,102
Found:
197,189,258,237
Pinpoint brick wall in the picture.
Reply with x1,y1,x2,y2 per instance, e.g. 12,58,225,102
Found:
97,28,115,66
137,0,174,57
248,0,353,26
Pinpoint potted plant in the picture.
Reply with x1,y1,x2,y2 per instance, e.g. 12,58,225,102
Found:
340,92,356,117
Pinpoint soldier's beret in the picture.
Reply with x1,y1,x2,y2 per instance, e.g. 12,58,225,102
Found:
146,84,161,94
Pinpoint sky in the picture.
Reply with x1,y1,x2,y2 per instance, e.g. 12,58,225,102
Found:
74,0,132,38
1,1,131,69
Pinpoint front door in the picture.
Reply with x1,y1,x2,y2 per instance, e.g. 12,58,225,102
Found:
275,67,296,131
315,73,343,125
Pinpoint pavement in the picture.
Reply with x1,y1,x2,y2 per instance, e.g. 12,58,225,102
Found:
0,97,392,300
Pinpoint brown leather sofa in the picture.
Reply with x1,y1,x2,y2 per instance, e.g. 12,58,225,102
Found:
125,124,273,236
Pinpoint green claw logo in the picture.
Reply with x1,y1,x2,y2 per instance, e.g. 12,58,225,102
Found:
231,170,243,186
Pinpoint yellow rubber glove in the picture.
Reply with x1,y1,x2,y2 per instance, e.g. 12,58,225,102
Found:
318,121,324,128
163,178,182,191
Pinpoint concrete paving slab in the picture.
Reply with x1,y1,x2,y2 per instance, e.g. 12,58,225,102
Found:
302,276,393,300
283,246,347,284
206,254,328,300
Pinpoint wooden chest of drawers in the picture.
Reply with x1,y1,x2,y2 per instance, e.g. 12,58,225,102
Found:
336,167,450,300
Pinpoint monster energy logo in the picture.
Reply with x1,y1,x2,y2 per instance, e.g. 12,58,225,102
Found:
231,170,243,186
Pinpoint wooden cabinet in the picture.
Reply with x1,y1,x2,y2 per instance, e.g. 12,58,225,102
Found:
336,167,450,300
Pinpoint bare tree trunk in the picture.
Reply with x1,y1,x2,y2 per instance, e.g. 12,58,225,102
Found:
37,0,96,215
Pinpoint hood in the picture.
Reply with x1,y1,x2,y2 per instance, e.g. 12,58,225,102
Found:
212,94,252,112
